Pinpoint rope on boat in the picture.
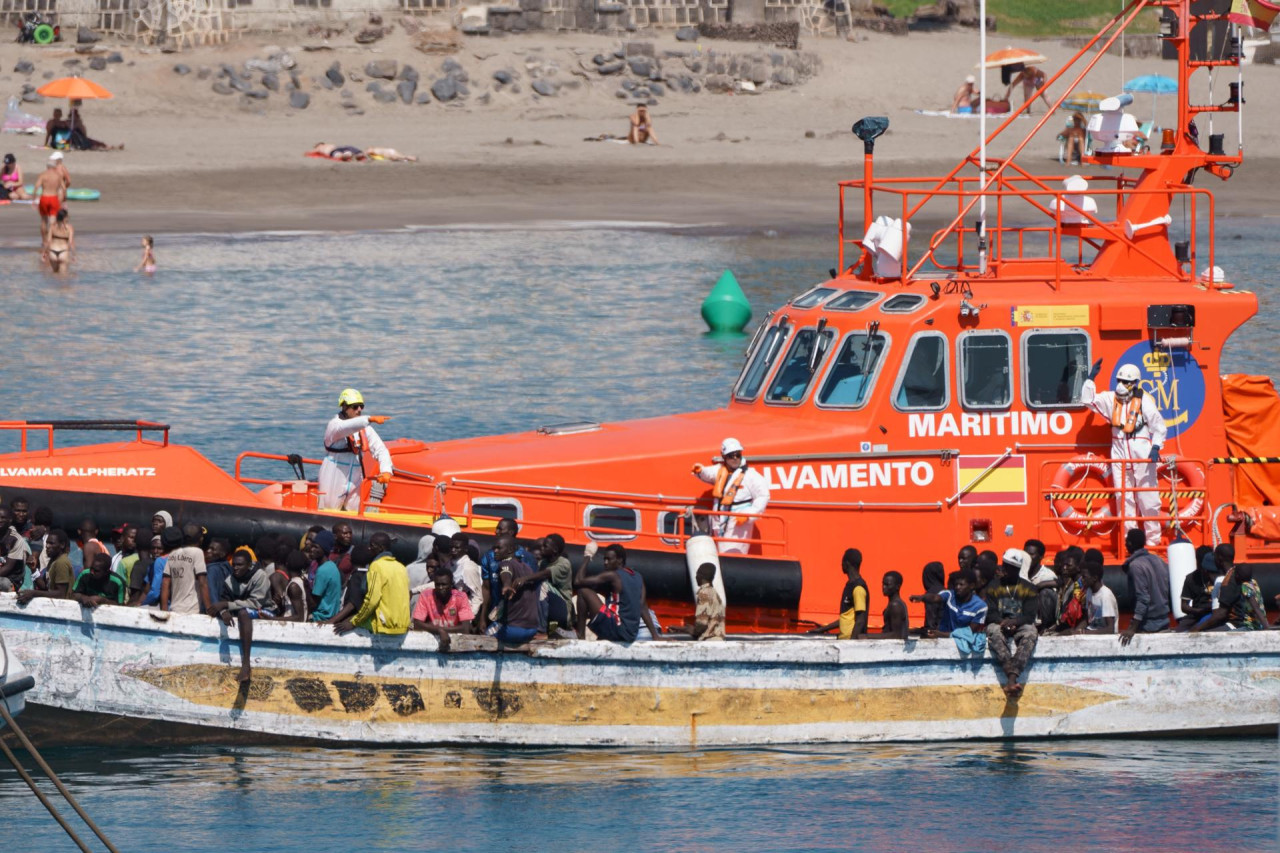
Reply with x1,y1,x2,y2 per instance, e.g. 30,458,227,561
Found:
0,634,120,853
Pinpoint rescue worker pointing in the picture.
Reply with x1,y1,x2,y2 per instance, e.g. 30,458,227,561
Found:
1081,359,1166,546
319,388,393,511
692,437,771,554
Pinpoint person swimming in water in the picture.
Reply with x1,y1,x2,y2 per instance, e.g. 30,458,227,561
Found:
136,235,156,274
45,208,74,274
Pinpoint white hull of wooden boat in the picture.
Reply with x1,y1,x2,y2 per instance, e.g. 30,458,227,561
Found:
2,596,1277,746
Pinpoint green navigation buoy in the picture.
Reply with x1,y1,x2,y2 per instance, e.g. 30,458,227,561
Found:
701,269,751,333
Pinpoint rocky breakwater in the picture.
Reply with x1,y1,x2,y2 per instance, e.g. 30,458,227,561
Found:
172,38,821,114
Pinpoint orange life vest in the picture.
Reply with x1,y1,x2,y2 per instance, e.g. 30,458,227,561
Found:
712,465,748,511
1110,393,1144,435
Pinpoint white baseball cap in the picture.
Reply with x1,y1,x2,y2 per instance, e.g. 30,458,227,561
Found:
721,437,744,456
49,151,63,161
1001,548,1030,575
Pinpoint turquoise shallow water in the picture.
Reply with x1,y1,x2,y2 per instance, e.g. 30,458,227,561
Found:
1,221,1279,850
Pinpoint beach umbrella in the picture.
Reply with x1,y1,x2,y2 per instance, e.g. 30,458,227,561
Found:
1123,73,1177,124
35,77,114,100
977,47,1049,69
1062,90,1108,114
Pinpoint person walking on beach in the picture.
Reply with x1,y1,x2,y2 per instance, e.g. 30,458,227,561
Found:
32,155,66,254
318,388,393,511
692,437,771,554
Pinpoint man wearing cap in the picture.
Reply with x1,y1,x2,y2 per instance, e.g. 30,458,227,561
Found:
692,438,771,555
1082,358,1167,546
319,388,394,511
983,548,1040,697
32,153,67,256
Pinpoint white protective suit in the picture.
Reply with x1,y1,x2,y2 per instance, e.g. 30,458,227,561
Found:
695,462,771,555
1081,378,1167,546
318,414,393,511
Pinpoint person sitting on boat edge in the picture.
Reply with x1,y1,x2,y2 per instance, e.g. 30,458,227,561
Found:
1177,545,1227,631
1192,551,1269,633
0,505,31,590
319,388,393,512
413,561,475,651
692,437,771,555
204,538,232,606
880,572,910,640
307,530,343,623
161,522,210,616
573,542,664,643
1019,538,1059,634
514,533,575,637
808,548,869,639
326,544,373,626
447,532,484,626
72,552,127,607
1074,561,1118,634
1045,547,1087,634
484,535,541,644
335,533,411,636
985,549,1040,698
911,566,988,655
15,529,73,602
478,517,537,632
1119,528,1171,646
276,549,310,621
209,549,276,683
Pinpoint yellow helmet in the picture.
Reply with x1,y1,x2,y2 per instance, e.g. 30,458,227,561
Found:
337,388,364,408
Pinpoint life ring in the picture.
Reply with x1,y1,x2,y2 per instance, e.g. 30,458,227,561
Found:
1159,459,1206,528
33,24,55,44
1049,455,1116,536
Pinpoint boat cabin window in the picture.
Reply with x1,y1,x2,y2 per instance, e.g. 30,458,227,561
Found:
1023,330,1091,408
584,505,639,541
766,327,837,404
659,510,686,545
816,331,889,408
735,320,790,401
470,499,522,521
826,290,881,312
791,287,836,308
893,332,949,411
881,294,926,314
958,331,1013,409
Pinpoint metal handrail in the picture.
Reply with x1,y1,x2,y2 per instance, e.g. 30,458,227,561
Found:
0,419,170,453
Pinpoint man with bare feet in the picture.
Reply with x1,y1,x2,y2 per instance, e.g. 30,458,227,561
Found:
207,549,274,682
983,548,1039,697
32,154,66,256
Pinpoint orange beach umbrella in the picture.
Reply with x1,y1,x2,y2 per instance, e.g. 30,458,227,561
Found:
36,77,114,100
978,47,1049,69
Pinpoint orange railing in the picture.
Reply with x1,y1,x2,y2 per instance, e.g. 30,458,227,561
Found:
1037,455,1211,556
0,420,170,454
837,174,1217,289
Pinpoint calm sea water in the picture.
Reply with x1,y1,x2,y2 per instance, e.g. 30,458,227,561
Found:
1,220,1279,850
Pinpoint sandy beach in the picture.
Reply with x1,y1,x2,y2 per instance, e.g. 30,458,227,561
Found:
2,25,1278,242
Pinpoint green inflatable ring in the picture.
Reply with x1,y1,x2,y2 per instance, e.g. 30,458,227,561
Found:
32,24,55,45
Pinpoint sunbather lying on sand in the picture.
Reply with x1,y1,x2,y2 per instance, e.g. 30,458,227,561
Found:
307,144,416,162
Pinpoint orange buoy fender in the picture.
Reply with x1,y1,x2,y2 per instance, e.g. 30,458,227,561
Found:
1050,455,1116,535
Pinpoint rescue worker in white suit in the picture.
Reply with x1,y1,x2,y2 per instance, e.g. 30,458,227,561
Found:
319,388,394,511
1081,359,1167,546
692,437,771,554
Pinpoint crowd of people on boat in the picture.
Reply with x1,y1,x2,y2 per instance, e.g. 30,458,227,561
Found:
1,489,1276,693
807,532,1279,697
0,498,723,682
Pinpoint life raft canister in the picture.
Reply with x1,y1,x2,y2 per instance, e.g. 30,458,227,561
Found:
1158,458,1206,528
1050,454,1116,536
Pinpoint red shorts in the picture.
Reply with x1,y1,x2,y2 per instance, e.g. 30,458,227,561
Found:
38,194,60,218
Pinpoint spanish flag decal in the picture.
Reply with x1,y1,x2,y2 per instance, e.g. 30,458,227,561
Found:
956,454,1027,506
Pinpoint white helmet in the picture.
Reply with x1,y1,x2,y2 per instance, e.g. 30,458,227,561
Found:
721,437,744,457
1115,363,1141,398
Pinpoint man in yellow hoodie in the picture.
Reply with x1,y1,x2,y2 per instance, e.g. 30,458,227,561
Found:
336,532,410,635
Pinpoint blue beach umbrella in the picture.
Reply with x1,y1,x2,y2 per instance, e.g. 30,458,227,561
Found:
1123,74,1178,123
